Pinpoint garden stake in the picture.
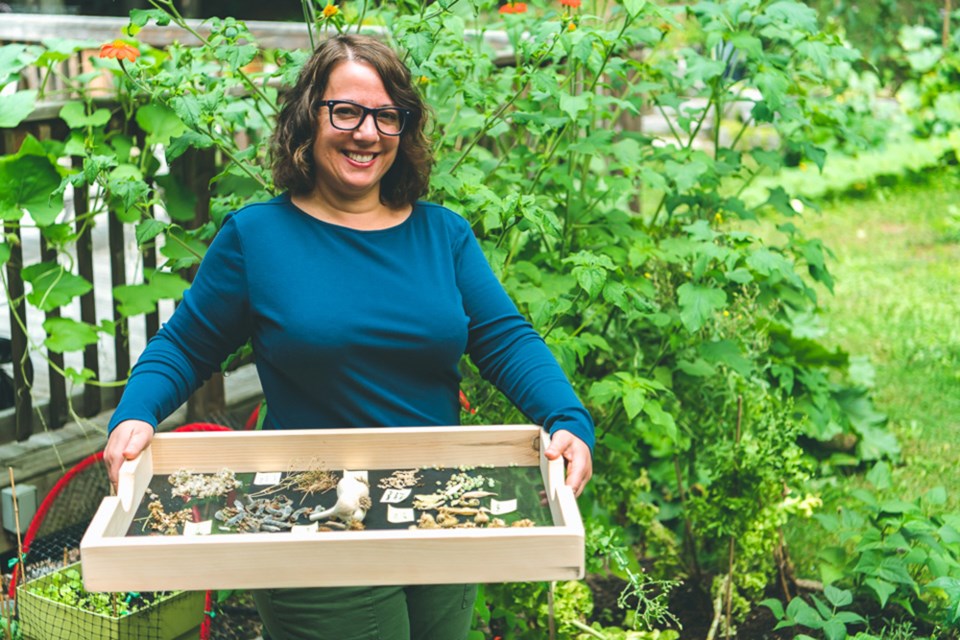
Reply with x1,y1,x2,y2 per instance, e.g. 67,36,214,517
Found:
7,468,24,580
672,457,701,581
723,396,744,640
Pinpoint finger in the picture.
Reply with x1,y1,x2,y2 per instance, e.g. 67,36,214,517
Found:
123,429,152,459
544,431,571,460
565,460,588,497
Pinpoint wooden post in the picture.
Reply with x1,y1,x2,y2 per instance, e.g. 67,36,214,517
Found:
73,162,102,417
40,238,67,429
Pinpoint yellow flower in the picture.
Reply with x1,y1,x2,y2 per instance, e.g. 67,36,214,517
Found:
567,22,577,32
322,3,339,18
714,212,723,224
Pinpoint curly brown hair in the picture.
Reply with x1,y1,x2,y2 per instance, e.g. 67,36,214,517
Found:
271,34,432,209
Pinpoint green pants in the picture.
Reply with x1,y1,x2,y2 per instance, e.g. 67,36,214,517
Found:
253,584,478,640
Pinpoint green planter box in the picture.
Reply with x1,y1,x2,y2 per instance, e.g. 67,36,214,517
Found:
18,564,205,640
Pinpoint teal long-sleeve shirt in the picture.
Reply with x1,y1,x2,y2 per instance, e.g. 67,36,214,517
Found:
108,194,595,451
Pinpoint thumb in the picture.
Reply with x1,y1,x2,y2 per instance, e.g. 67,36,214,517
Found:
544,431,568,459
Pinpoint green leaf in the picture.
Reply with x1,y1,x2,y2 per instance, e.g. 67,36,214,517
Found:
113,271,189,316
559,94,590,120
760,598,785,620
676,283,726,332
786,597,824,629
43,317,100,353
0,137,64,224
822,618,846,640
402,31,433,65
21,262,93,311
0,89,38,128
135,219,167,246
0,244,10,267
700,339,752,377
135,103,187,147
863,578,897,608
824,584,853,608
865,461,891,490
59,101,111,129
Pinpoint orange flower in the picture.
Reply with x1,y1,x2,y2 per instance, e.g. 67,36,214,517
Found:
499,2,528,13
98,40,140,62
567,22,577,31
321,3,339,18
459,390,477,415
560,0,581,6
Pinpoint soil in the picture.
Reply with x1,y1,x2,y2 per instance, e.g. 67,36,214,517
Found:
586,574,794,640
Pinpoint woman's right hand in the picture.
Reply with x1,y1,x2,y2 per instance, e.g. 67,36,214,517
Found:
104,420,155,488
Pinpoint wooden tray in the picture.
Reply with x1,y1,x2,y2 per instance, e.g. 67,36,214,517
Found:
80,425,584,591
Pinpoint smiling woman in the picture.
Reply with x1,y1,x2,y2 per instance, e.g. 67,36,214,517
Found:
102,32,594,640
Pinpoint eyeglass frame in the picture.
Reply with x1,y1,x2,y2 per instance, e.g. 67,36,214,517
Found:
319,99,412,136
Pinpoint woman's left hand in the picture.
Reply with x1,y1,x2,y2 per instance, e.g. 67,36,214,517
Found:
544,431,593,497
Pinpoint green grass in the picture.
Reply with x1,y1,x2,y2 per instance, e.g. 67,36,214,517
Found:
795,175,960,506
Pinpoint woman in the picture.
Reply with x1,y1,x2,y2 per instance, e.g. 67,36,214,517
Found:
104,34,593,640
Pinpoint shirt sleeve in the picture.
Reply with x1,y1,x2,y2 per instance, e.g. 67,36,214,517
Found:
107,216,252,433
455,220,595,452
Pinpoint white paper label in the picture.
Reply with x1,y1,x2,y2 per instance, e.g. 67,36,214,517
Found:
380,488,412,504
253,471,283,485
490,498,518,515
387,505,415,523
291,523,319,534
343,470,369,483
183,520,213,536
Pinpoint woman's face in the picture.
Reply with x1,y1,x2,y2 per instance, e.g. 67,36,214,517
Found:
311,60,401,204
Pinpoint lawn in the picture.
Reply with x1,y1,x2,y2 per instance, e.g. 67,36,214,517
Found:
796,173,960,507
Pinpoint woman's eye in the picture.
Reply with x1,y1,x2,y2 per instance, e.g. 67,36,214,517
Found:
333,106,361,118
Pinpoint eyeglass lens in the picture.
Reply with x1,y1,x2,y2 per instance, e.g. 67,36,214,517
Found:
329,102,405,135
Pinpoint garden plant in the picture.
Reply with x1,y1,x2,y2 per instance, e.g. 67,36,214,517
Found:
1,0,960,637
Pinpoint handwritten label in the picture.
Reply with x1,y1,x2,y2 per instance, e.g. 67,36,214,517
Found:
183,520,213,536
253,472,282,486
380,488,412,504
387,505,415,523
343,470,369,483
490,498,518,515
291,523,319,534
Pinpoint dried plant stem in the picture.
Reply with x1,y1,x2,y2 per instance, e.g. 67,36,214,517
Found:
672,457,701,580
706,574,727,640
7,468,24,573
724,536,736,640
723,396,744,640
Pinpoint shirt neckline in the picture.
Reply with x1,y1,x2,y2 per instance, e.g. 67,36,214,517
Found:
283,193,417,235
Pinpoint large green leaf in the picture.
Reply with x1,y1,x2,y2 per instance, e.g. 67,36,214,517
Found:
0,136,63,224
0,89,37,128
59,101,112,129
21,261,93,311
113,270,190,317
43,317,101,353
677,283,726,332
136,103,187,147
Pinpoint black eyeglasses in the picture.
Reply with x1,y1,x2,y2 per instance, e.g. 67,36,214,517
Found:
320,100,411,136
